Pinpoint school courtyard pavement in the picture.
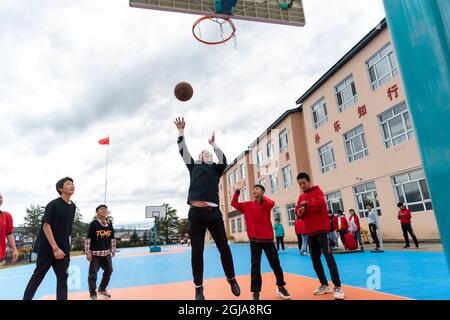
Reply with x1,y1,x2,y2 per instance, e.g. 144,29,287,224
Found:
0,243,449,300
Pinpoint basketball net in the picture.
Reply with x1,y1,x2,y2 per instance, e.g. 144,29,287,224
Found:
192,16,237,48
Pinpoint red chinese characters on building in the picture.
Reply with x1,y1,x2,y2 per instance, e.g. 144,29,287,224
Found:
334,121,341,132
315,133,320,144
387,84,399,101
358,105,367,118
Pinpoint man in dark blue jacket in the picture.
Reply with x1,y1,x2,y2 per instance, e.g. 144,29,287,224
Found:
175,117,240,300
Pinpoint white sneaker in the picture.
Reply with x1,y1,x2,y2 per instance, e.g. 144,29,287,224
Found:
334,287,345,300
313,285,333,295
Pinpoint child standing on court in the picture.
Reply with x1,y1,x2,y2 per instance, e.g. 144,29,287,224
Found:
274,219,285,251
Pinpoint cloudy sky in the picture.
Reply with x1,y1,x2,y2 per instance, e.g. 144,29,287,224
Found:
0,0,386,228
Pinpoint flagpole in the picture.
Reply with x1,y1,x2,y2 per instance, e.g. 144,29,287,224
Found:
104,135,109,204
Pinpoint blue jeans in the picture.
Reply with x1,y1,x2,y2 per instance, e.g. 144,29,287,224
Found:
301,235,309,254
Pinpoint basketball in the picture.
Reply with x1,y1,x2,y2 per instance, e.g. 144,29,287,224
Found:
174,82,194,102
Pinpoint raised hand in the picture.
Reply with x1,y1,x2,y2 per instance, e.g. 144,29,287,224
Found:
208,131,216,145
235,180,245,191
174,117,186,130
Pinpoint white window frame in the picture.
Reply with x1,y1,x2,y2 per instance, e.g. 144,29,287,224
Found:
286,203,296,226
366,42,399,90
279,129,288,152
379,101,414,148
335,74,358,112
344,125,369,163
311,97,328,129
326,191,344,214
272,206,281,222
392,169,433,212
318,142,336,173
230,219,236,234
257,150,264,167
228,173,235,188
237,217,243,233
259,178,266,193
240,164,246,180
267,140,274,159
282,165,293,188
353,181,382,218
270,172,279,193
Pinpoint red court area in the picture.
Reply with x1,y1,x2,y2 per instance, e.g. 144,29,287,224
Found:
41,273,408,300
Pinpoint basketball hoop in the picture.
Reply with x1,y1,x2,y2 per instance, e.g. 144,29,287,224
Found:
192,15,236,45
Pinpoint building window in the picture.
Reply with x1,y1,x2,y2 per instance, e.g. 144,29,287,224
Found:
240,188,249,202
318,142,336,173
286,203,296,226
230,219,236,234
367,42,399,90
312,98,328,129
228,173,235,188
326,191,344,214
282,165,293,188
273,206,281,222
279,129,288,152
379,101,414,148
393,169,433,212
237,217,243,233
259,178,266,192
257,150,264,167
240,164,246,180
336,74,358,112
353,181,381,218
267,140,274,159
234,169,239,184
270,172,278,193
344,125,369,162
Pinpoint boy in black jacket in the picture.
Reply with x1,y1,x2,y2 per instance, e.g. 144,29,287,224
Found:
85,204,116,300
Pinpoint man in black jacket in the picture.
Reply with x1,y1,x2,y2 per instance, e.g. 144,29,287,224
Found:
174,117,240,300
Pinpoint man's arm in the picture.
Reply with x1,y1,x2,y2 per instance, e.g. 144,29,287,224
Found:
111,224,116,256
262,196,275,210
43,223,65,259
175,117,195,170
208,131,227,175
5,214,18,262
231,190,245,213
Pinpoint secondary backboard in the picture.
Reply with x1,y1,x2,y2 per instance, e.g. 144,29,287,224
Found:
145,205,167,219
130,0,306,27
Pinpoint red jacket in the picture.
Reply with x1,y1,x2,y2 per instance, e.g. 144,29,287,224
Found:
231,191,275,240
331,215,339,231
295,186,330,236
398,208,412,224
338,216,349,231
349,214,361,231
0,211,14,260
294,218,306,235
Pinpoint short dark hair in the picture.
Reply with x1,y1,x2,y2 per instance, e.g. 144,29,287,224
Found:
397,202,404,207
296,172,311,182
349,209,355,213
275,218,280,222
96,204,108,212
56,177,73,195
337,210,343,215
253,184,265,192
365,203,373,208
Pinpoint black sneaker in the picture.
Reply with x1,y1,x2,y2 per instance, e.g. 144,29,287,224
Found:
98,290,111,298
276,286,291,300
252,292,260,300
90,294,97,300
195,286,205,300
403,245,410,249
227,278,241,297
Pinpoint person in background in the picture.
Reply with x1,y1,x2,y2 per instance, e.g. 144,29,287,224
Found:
295,217,309,255
397,202,419,249
348,209,364,250
0,193,19,265
274,219,285,251
366,203,381,251
337,210,349,249
328,210,338,251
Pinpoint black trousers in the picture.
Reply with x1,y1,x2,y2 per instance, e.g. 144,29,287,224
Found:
188,207,235,286
309,233,341,287
276,237,285,251
339,229,348,247
296,235,303,252
401,223,419,247
250,241,286,293
88,255,113,295
369,223,380,248
23,250,70,300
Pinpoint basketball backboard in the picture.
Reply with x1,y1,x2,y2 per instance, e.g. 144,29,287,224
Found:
130,0,305,27
145,205,167,219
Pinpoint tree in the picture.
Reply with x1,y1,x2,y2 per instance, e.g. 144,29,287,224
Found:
142,231,148,243
155,204,180,244
72,206,88,238
23,204,45,246
130,228,140,243
178,218,189,237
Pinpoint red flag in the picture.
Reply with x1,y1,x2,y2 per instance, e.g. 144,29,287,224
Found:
98,137,110,145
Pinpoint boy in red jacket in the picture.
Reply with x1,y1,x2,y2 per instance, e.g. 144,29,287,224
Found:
397,202,419,248
231,180,291,301
349,209,364,250
295,172,344,300
337,210,349,249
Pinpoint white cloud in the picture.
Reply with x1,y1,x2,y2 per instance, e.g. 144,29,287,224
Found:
0,0,386,227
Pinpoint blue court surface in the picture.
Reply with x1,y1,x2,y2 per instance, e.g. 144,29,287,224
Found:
1,244,449,300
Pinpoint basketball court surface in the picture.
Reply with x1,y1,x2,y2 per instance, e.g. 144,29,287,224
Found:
1,244,449,300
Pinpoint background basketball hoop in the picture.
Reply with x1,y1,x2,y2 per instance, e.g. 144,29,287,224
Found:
192,16,237,45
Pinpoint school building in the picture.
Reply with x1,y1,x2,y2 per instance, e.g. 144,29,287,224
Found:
219,18,441,243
